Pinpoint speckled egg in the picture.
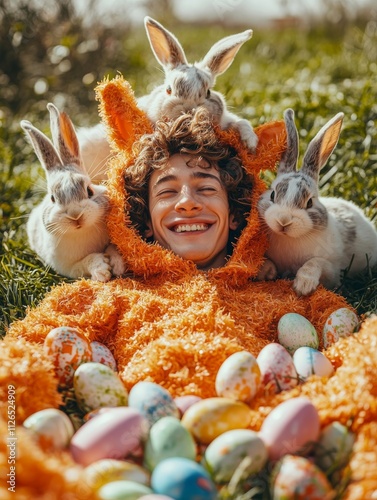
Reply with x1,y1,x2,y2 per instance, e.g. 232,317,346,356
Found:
151,457,217,500
314,421,355,472
74,362,128,414
144,416,197,471
257,343,298,393
215,351,261,403
293,346,334,380
272,455,334,500
43,326,92,387
91,341,117,371
97,480,153,500
128,381,179,428
83,458,150,491
23,408,74,450
322,308,359,348
259,397,320,461
70,406,146,466
203,429,268,483
278,313,319,354
181,397,252,445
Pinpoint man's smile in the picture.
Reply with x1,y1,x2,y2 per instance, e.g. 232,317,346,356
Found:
171,222,210,233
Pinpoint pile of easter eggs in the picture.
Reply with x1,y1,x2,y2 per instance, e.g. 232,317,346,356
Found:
22,307,359,500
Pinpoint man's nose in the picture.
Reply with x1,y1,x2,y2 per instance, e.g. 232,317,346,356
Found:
175,188,202,212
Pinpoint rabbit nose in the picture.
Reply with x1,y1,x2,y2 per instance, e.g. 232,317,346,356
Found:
277,217,293,231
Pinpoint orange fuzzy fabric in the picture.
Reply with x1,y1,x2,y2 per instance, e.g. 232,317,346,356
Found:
3,75,377,496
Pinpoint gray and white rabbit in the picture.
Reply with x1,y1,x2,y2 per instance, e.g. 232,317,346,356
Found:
21,103,125,281
78,16,257,181
258,108,377,296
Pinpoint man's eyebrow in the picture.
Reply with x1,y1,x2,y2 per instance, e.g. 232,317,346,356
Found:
153,174,177,189
153,171,222,190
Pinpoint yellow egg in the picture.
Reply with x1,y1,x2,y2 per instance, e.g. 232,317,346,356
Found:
181,397,252,444
215,351,261,403
83,459,150,491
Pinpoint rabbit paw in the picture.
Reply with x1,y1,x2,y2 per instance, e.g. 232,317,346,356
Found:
293,271,320,297
105,244,126,276
256,259,277,281
90,254,112,282
235,119,259,152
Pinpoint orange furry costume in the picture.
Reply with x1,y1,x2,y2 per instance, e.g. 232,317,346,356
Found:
1,76,376,499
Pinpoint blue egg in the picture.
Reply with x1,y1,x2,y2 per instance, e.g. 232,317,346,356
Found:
128,381,179,428
151,457,217,500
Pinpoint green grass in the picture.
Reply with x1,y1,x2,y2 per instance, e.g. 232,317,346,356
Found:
1,20,377,336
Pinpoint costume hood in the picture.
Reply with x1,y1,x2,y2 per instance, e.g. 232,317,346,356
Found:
97,75,286,287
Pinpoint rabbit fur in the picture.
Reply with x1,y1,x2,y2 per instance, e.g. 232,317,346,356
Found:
21,103,125,281
258,108,377,296
78,17,257,181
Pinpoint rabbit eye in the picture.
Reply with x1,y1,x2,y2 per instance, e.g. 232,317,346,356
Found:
206,89,211,99
270,191,275,202
166,85,172,95
51,195,55,203
306,198,313,209
87,186,94,198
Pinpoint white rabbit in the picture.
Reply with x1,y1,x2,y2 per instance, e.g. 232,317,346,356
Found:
258,108,377,296
78,16,257,181
21,103,125,281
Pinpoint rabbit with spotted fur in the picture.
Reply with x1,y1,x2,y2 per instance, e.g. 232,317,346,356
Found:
21,103,125,281
258,108,377,296
79,17,257,181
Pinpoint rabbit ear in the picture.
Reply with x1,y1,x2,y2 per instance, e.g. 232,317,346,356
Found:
302,112,344,181
47,103,84,171
199,29,252,76
144,16,187,69
21,119,63,172
278,108,299,174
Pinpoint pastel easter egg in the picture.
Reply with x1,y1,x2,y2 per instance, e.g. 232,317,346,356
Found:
70,406,146,466
322,308,359,348
174,395,202,416
144,416,197,471
278,313,319,354
181,397,252,445
43,326,92,386
139,496,174,500
272,455,334,500
83,459,150,491
203,429,268,483
97,480,153,500
293,346,334,380
74,362,128,414
259,397,320,461
215,351,261,403
23,408,74,450
257,343,298,393
91,341,117,371
314,421,355,472
128,381,179,428
151,457,217,500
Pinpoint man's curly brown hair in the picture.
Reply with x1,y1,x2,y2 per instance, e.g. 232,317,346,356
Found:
124,108,253,251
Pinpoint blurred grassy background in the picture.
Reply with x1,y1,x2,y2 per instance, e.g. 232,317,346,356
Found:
1,0,376,335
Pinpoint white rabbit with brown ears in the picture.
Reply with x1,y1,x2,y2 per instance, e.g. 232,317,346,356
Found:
78,17,257,180
21,103,125,281
258,108,377,296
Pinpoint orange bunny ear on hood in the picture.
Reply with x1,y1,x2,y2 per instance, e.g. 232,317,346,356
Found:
96,75,153,153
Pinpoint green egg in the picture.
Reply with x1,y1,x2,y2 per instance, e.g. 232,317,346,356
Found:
97,480,153,500
144,415,197,471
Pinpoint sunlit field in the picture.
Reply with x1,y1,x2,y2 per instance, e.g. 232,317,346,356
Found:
1,1,376,335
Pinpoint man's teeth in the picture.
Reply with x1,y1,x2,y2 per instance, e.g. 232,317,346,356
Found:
174,223,209,233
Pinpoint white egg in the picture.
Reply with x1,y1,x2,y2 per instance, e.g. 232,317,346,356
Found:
257,343,298,393
293,346,334,380
322,308,359,348
23,408,74,450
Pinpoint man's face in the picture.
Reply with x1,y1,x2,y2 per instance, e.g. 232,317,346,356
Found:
147,153,238,270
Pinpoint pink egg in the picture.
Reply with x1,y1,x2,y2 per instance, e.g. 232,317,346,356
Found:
70,406,147,466
174,395,202,416
257,343,298,393
43,326,92,387
90,341,117,371
259,397,320,461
